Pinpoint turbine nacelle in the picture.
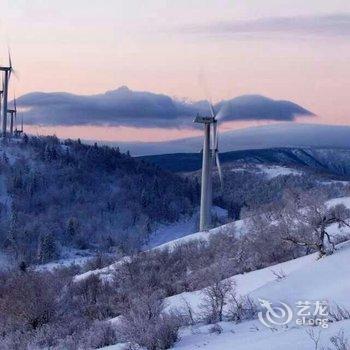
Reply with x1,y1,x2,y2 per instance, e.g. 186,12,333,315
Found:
194,115,215,124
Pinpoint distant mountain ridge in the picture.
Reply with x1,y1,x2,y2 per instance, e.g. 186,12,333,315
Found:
110,123,350,156
140,147,350,177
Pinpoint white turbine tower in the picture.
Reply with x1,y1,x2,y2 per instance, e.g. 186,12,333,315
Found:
8,94,17,137
194,103,224,231
0,52,14,138
0,79,3,124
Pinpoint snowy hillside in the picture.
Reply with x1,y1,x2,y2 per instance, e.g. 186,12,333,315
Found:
164,241,350,350
91,196,350,350
74,196,350,282
99,237,350,350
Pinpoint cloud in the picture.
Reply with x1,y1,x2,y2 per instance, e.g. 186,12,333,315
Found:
184,14,350,38
17,86,313,128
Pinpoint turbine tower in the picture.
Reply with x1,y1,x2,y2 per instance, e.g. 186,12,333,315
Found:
0,80,3,124
7,95,16,137
194,104,223,231
0,53,14,138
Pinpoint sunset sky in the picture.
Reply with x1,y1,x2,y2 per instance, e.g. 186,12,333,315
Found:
1,0,350,142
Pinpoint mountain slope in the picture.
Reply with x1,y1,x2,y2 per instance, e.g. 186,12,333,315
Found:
167,241,350,350
0,136,197,265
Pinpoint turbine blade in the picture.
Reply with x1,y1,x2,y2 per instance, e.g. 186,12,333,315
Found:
216,151,224,189
8,50,12,68
213,122,223,188
207,100,215,118
212,121,217,151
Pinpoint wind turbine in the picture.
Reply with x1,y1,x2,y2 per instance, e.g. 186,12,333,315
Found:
7,94,16,137
194,103,224,231
0,52,15,138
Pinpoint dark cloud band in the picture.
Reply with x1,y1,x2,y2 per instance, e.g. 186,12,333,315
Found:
16,86,313,128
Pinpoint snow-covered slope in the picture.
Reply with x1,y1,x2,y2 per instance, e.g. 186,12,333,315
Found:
75,196,350,282
96,196,350,350
167,241,350,350
174,319,350,350
101,237,350,350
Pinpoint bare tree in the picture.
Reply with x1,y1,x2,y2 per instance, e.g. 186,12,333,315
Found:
306,328,322,350
327,330,350,350
200,277,235,324
117,290,180,350
280,194,350,257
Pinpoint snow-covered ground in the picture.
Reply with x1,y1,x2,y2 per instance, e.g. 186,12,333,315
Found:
174,319,350,350
163,241,350,349
98,197,350,350
256,164,302,179
230,164,303,179
101,239,350,350
155,218,245,251
73,255,131,282
75,196,350,282
145,215,198,249
36,248,95,271
146,207,227,249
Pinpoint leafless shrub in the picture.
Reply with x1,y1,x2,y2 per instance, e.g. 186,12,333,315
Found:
329,305,350,323
200,278,234,324
271,268,287,281
0,271,61,331
226,293,258,323
117,291,181,350
209,323,223,334
327,330,350,350
85,252,116,272
280,193,350,258
78,321,118,349
306,328,322,350
173,298,197,326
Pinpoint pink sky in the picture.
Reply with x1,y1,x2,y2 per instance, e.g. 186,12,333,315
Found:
2,1,350,142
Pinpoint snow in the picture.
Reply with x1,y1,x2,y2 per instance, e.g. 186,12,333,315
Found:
98,197,350,350
327,196,350,209
174,319,350,350
250,241,350,309
99,344,129,350
256,164,302,179
145,215,198,249
164,241,350,349
36,248,95,271
147,207,227,249
154,216,246,252
229,164,303,179
74,196,350,284
165,250,318,314
73,256,131,283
